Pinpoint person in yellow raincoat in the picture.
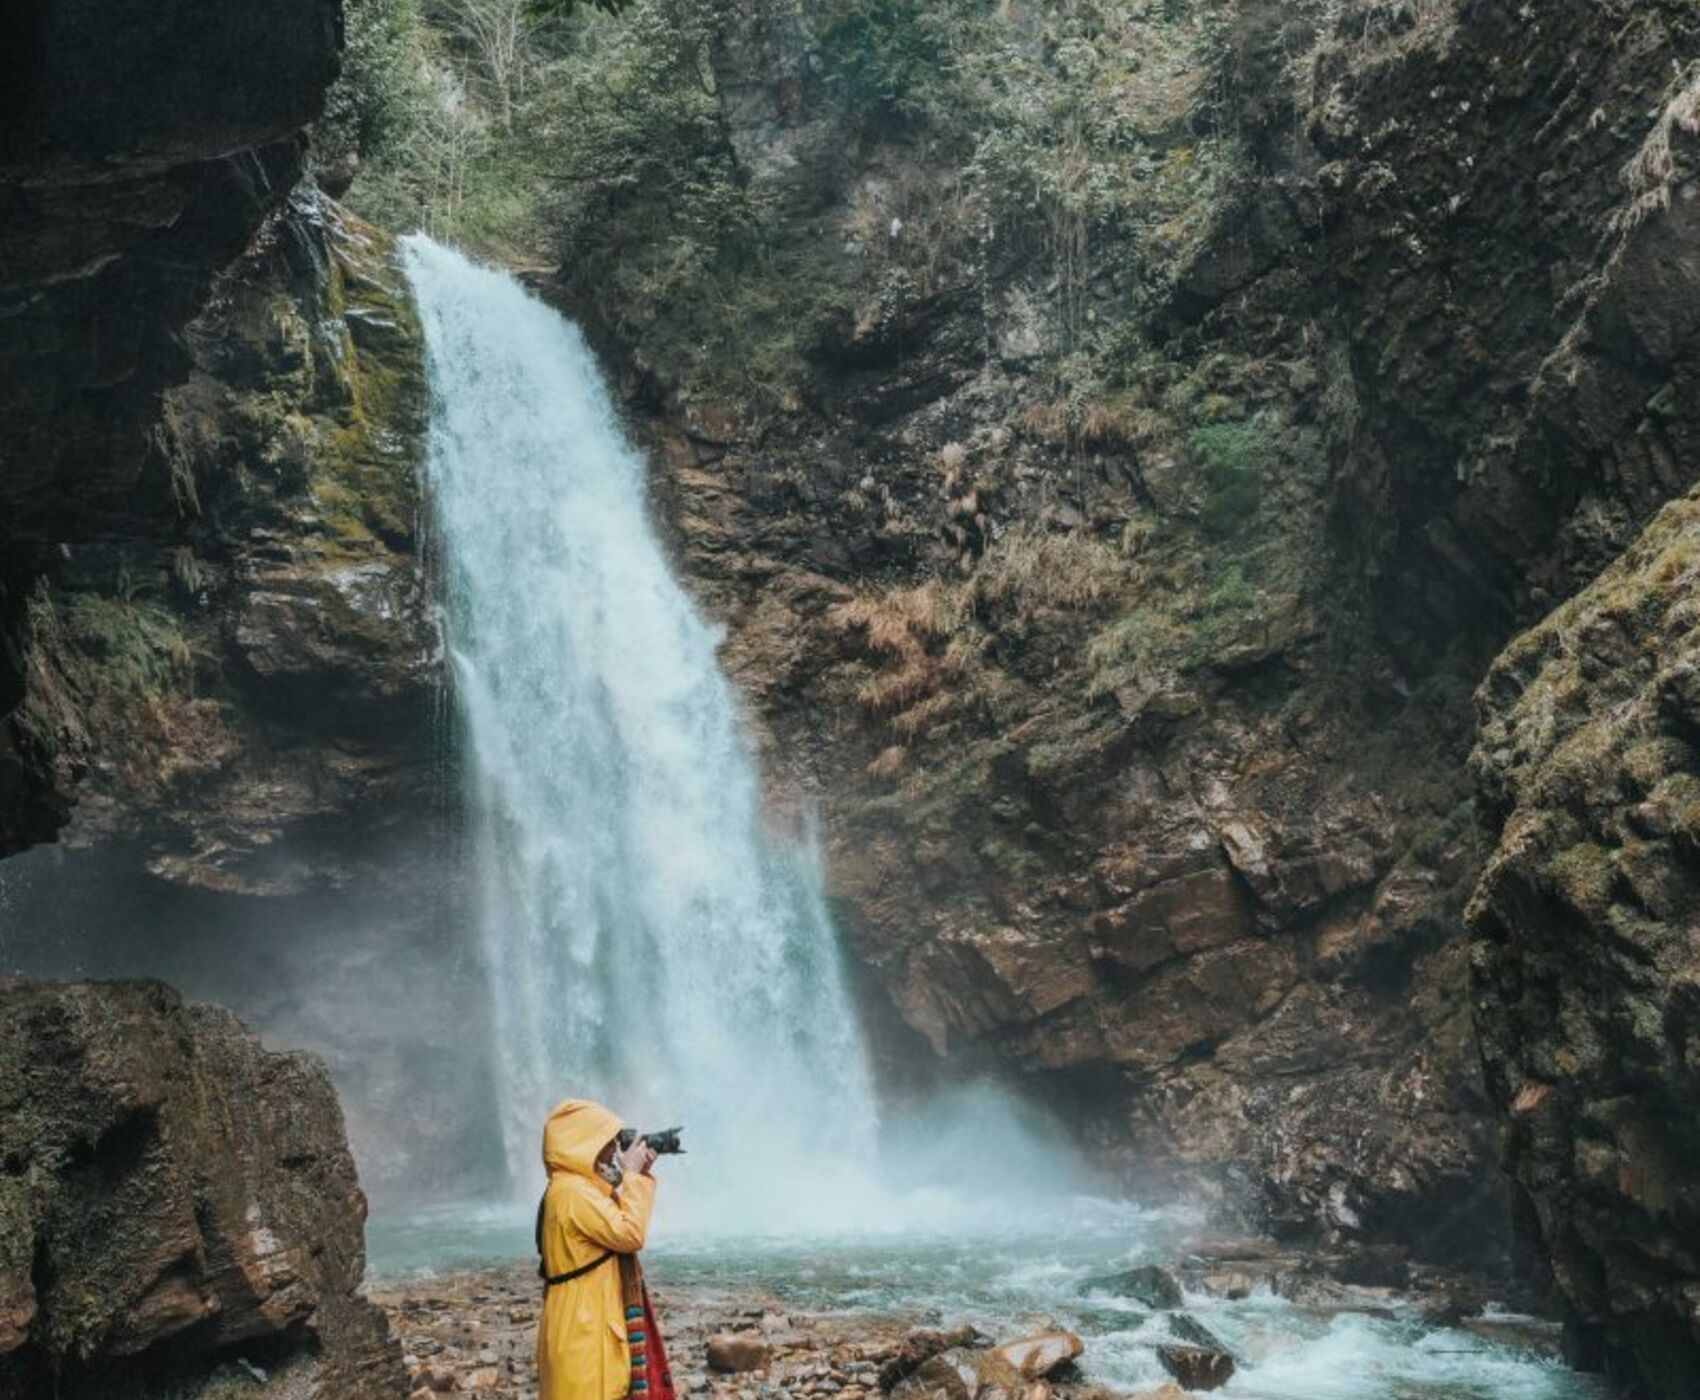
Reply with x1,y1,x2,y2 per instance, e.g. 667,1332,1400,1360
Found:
537,1099,659,1400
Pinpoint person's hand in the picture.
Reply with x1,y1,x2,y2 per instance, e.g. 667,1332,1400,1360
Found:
617,1135,657,1178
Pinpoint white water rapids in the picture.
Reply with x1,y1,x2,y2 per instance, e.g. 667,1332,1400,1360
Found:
397,237,1603,1399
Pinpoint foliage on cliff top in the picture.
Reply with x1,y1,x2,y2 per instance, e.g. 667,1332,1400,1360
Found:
321,0,1241,407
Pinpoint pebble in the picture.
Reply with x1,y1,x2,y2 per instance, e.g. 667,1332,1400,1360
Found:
375,1262,1108,1400
411,1362,455,1391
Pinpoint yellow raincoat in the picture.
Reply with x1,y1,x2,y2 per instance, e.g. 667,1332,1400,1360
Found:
537,1099,657,1400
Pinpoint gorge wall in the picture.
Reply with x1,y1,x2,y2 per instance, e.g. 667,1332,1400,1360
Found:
539,0,1700,1370
0,0,498,1200
2,0,1699,1394
0,195,501,1203
0,1,429,1393
0,0,341,850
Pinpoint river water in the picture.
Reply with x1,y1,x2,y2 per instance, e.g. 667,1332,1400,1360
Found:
397,238,1604,1400
369,1193,1599,1400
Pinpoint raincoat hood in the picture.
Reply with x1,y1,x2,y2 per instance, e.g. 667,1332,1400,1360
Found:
543,1098,625,1179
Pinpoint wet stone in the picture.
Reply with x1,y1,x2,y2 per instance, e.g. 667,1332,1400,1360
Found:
1156,1343,1234,1391
1078,1266,1183,1311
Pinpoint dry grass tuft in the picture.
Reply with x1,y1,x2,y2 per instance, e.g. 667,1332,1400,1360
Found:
973,526,1127,614
1018,393,1164,453
867,745,908,779
831,582,976,740
1613,62,1700,236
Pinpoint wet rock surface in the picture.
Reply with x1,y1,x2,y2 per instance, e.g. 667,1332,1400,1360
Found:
0,0,341,854
0,978,402,1400
372,1245,1554,1400
379,1268,1139,1400
1152,1317,1232,1393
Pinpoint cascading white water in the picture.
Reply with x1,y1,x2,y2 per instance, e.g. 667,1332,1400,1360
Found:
403,237,878,1228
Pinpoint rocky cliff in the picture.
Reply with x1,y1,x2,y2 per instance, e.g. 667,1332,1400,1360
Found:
0,978,403,1400
1470,489,1700,1398
0,195,501,1203
544,0,1700,1302
0,0,342,852
13,194,437,893
0,0,495,1221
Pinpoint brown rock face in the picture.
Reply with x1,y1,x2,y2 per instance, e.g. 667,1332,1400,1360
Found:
0,978,402,1399
0,194,494,1202
558,0,1577,1269
1469,491,1700,1398
545,0,1700,1289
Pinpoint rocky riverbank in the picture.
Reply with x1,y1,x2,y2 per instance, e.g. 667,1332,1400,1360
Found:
375,1261,1205,1400
371,1243,1570,1400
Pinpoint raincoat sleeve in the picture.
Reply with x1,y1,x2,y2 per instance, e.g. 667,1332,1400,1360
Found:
569,1172,656,1254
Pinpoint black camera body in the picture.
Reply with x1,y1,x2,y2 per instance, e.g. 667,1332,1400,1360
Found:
617,1125,685,1155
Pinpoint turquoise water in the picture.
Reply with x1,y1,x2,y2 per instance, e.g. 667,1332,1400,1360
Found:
368,1198,1601,1400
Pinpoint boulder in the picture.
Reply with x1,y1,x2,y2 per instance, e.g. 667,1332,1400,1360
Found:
889,1355,972,1400
1156,1316,1235,1392
990,1331,1083,1380
707,1334,773,1374
1079,1266,1183,1310
1155,1346,1234,1392
879,1325,983,1390
0,979,402,1399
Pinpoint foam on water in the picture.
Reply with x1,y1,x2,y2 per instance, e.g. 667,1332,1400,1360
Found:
370,1196,1601,1400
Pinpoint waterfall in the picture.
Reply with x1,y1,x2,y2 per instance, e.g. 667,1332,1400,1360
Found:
402,237,878,1230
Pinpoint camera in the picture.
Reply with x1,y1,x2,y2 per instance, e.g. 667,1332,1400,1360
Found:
617,1125,684,1155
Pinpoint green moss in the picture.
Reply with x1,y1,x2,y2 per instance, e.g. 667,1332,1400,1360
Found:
1549,841,1615,922
1190,418,1266,538
297,220,427,554
35,589,193,700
